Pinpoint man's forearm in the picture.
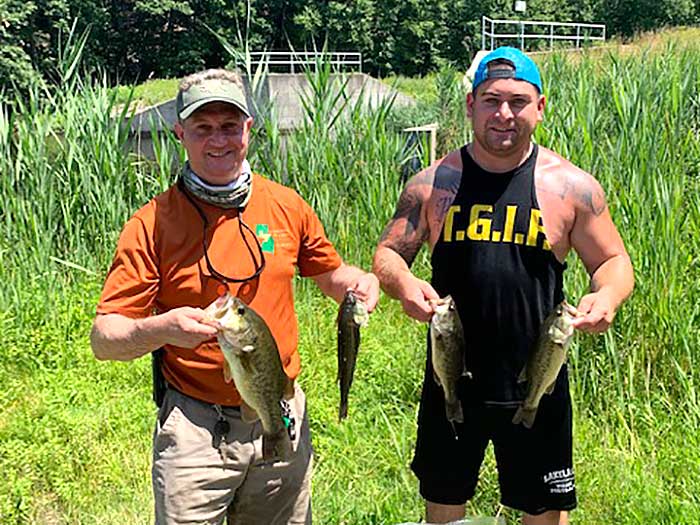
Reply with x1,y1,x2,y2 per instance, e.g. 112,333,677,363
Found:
590,254,634,308
90,313,165,362
313,263,368,303
372,245,414,300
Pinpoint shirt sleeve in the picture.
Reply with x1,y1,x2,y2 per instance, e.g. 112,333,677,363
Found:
96,214,160,318
296,197,342,277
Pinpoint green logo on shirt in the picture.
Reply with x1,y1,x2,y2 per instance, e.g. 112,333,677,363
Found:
256,224,274,253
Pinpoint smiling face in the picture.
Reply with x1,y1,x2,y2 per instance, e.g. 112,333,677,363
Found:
174,101,254,185
467,77,545,170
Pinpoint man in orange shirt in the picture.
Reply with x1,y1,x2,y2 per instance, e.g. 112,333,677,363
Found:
90,69,379,525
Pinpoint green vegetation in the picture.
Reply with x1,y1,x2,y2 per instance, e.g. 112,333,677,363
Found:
3,0,700,93
2,34,700,524
113,78,179,110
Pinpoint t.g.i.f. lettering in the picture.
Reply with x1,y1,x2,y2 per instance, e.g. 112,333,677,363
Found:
442,204,551,250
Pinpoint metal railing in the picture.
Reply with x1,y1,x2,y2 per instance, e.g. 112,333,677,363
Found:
242,51,362,73
482,16,605,51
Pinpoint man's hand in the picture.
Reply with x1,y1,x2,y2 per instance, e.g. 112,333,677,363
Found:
398,275,440,323
571,291,616,333
91,307,219,361
155,307,220,348
348,272,380,313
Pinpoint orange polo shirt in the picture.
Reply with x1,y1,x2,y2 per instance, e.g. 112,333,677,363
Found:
96,173,342,406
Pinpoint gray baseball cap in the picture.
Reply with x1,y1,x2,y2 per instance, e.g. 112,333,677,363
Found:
176,77,250,120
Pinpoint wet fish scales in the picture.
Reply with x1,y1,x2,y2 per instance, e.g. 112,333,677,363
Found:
205,293,294,461
513,300,580,429
430,295,468,431
337,290,368,421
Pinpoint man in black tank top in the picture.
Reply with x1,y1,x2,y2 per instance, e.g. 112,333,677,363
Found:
373,47,633,525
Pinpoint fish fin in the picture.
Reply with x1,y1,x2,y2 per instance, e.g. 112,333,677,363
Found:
462,363,473,379
337,340,343,383
517,367,527,383
545,381,556,395
283,377,295,400
223,360,232,383
262,428,292,462
433,371,442,388
512,406,537,429
240,402,259,423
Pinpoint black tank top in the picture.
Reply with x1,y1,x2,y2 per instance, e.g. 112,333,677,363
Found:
430,144,566,404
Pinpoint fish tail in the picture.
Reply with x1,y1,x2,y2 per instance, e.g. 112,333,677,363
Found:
262,429,292,461
449,420,459,440
445,398,464,425
338,400,348,421
512,406,537,429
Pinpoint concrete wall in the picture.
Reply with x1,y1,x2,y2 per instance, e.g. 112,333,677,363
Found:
262,73,415,132
128,73,415,158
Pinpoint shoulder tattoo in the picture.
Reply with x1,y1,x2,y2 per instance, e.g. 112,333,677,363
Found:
547,171,607,216
577,181,607,216
433,164,461,220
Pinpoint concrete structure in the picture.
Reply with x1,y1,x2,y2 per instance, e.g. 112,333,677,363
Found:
128,73,415,159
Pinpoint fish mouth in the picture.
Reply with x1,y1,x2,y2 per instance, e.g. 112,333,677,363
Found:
429,295,452,308
209,293,234,317
203,293,243,332
561,301,582,318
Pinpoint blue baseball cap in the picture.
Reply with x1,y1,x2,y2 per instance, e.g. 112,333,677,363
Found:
472,47,542,93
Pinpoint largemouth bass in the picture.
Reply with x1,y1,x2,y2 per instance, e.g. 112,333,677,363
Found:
337,290,368,421
429,295,469,433
513,300,581,429
204,292,294,461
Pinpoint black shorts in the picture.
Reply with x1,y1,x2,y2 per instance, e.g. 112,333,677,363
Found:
411,365,576,515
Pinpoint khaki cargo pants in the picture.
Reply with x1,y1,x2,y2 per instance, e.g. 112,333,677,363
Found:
152,384,312,525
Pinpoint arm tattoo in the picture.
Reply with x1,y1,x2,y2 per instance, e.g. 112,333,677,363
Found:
379,187,426,266
435,195,455,225
546,171,607,216
555,177,573,200
578,185,606,216
378,162,460,266
433,164,462,193
381,236,424,267
393,191,422,236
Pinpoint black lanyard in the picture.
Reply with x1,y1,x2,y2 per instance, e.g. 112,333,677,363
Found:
178,178,266,284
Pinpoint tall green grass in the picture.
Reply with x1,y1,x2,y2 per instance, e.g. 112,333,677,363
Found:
1,36,699,523
537,45,700,427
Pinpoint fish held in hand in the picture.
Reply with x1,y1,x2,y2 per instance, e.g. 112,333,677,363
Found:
513,300,581,429
204,292,295,461
429,295,469,434
337,290,369,421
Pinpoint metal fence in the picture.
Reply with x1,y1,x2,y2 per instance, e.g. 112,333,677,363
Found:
242,51,362,73
481,16,605,51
